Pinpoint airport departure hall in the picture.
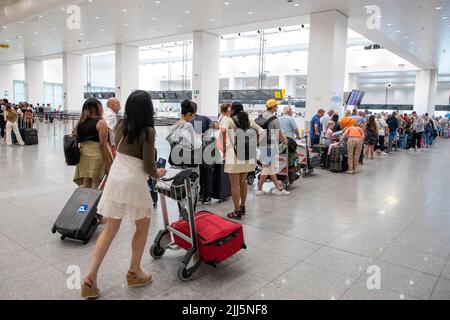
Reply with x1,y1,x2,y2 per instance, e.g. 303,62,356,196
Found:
1,0,450,306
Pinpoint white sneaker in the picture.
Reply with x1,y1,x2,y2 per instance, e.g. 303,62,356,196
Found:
255,190,265,196
273,189,290,196
381,152,388,155
408,148,414,151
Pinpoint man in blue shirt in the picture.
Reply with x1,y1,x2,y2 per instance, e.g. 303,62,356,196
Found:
279,106,300,140
310,109,325,146
190,101,213,135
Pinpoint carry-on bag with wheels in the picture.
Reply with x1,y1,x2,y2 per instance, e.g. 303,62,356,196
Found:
24,128,38,145
51,177,106,244
171,211,245,266
328,145,343,173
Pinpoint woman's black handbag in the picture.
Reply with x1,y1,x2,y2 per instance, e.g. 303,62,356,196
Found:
64,134,80,166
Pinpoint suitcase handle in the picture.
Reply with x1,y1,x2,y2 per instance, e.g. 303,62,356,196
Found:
214,231,239,247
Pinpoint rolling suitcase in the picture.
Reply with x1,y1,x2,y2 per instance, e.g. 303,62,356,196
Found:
171,211,246,266
328,145,343,173
51,177,106,244
209,163,231,201
24,128,38,145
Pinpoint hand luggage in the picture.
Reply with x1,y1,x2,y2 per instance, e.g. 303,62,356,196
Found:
24,128,38,145
51,177,106,244
208,163,231,201
64,134,80,166
11,131,18,145
328,145,343,173
171,211,246,266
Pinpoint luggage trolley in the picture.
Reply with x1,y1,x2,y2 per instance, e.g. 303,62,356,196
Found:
149,169,202,281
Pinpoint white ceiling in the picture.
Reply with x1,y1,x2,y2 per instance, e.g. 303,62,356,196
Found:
0,0,449,74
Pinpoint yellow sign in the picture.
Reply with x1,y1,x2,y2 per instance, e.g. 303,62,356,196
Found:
274,89,286,100
0,44,10,49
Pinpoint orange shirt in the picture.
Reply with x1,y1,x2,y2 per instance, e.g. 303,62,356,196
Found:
340,116,356,129
348,127,364,138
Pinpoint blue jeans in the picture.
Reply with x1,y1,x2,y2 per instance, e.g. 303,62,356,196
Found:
389,130,398,143
400,133,408,149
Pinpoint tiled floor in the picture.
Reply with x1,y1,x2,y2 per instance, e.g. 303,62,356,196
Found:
1,123,450,300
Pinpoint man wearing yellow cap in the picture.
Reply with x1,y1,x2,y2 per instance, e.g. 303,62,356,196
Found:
254,99,290,196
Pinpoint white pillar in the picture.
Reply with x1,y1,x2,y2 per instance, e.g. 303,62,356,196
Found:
229,77,244,90
115,44,139,105
414,70,438,115
63,53,84,112
305,10,348,120
279,75,297,97
0,65,13,101
344,73,360,92
192,31,220,117
24,59,44,105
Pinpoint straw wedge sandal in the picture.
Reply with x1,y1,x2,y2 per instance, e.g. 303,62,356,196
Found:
126,271,153,288
81,278,100,300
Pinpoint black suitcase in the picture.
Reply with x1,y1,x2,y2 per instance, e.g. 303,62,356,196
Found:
24,128,38,145
204,163,231,202
328,145,343,173
52,185,104,244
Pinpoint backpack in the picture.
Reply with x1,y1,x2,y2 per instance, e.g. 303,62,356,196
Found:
232,117,257,161
254,114,278,146
167,122,199,168
63,134,80,166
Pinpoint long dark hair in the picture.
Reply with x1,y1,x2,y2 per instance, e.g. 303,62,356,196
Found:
80,98,102,122
230,102,250,130
123,90,155,144
366,115,378,132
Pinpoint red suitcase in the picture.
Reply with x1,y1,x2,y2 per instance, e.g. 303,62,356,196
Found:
171,211,246,265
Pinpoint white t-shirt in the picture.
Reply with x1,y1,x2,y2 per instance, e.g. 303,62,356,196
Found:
377,119,387,136
104,107,118,146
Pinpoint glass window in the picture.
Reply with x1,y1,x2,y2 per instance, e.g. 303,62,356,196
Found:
13,80,25,104
44,83,63,109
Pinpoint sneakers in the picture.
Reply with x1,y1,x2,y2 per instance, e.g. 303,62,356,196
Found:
255,190,265,196
381,152,388,155
272,189,290,196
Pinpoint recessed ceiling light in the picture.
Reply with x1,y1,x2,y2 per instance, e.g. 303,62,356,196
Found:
122,9,128,13
19,21,24,24
436,7,442,10
396,30,401,33
152,17,157,20
209,18,215,22
224,2,230,5
95,16,100,19
39,15,43,18
34,32,39,35
404,36,409,39
248,11,254,15
442,17,448,20
185,10,191,14
124,23,129,26
51,27,56,31
80,33,84,36
294,3,299,6
2,26,7,29
387,23,393,26
155,0,161,3
178,25,183,27
100,29,105,32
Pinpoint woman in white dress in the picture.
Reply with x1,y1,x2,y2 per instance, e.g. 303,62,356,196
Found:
81,91,167,299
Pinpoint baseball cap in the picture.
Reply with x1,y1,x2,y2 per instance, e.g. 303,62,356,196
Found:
266,99,281,109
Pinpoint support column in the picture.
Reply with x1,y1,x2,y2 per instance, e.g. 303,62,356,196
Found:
344,73,360,92
115,44,139,105
279,75,297,97
0,65,13,101
63,53,84,112
192,31,220,117
305,10,348,119
414,70,438,115
24,59,44,105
